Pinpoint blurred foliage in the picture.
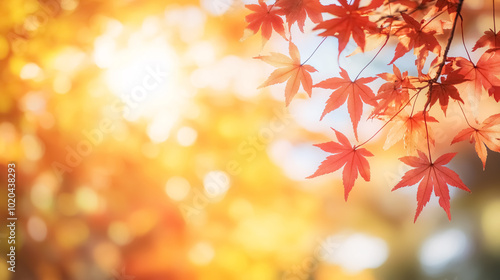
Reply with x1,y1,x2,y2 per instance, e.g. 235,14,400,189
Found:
0,1,499,280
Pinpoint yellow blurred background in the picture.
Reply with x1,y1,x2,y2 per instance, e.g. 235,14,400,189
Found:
1,0,500,279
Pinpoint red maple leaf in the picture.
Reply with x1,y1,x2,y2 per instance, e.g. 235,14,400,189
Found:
392,151,471,222
431,0,460,17
472,29,500,52
451,113,500,169
491,86,500,102
390,13,442,75
313,0,382,55
276,0,324,32
428,75,463,115
315,68,378,140
371,64,414,116
257,42,317,106
308,129,373,201
447,50,500,101
245,0,286,41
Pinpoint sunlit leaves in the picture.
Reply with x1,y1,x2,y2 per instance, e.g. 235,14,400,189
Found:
313,0,382,55
452,113,500,169
245,0,286,41
276,0,324,32
472,29,500,52
308,129,373,200
383,111,438,153
247,0,500,221
257,42,317,106
428,76,463,115
446,49,500,101
315,68,377,140
392,151,470,222
389,13,442,75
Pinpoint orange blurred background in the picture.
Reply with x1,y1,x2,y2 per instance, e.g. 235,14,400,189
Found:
1,0,500,280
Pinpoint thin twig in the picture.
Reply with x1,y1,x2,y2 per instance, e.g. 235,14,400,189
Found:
422,0,465,162
459,14,472,62
431,0,464,81
494,0,497,36
457,101,476,129
410,88,423,116
355,29,392,80
302,37,327,65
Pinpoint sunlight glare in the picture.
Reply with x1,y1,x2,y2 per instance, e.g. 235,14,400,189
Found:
321,233,389,274
93,17,194,144
420,229,470,275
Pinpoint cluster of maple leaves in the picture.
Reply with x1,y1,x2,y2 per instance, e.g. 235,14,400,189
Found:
245,0,500,221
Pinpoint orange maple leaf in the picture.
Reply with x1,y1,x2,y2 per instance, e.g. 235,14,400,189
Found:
315,68,378,140
392,151,471,222
256,42,317,106
313,0,382,55
276,0,324,32
308,129,373,201
245,0,286,41
451,113,500,169
446,50,500,101
472,29,500,52
390,13,442,75
383,111,438,152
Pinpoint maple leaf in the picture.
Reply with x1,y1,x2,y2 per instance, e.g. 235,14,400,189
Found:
428,75,463,115
390,13,442,75
245,0,286,41
308,129,373,201
383,111,438,152
392,151,471,222
315,68,378,140
371,64,414,116
389,0,431,20
276,0,324,32
492,86,500,102
428,0,460,18
446,50,500,101
451,113,500,169
313,0,382,55
257,42,317,106
472,29,500,52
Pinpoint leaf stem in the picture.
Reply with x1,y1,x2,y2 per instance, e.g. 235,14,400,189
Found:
457,101,476,129
421,10,446,30
494,0,497,36
459,14,472,62
355,23,393,80
422,99,433,163
302,37,327,65
410,89,422,116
